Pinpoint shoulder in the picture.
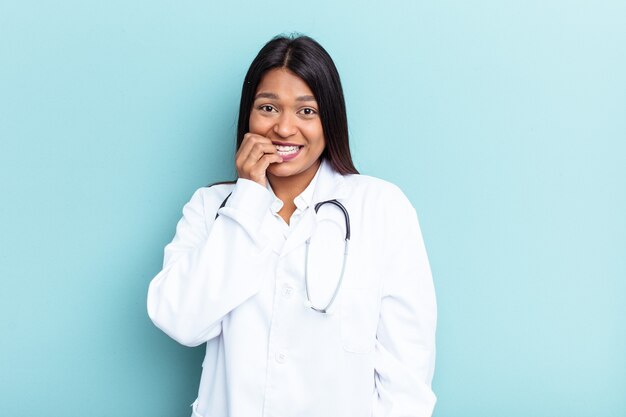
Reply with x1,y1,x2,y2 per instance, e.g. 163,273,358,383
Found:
184,182,236,216
193,182,235,201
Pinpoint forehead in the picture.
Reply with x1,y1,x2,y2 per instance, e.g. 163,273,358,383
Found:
255,68,315,98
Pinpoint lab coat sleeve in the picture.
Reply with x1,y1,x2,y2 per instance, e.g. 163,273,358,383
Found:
147,178,274,347
373,188,437,417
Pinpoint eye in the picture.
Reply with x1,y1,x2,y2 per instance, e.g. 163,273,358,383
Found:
258,105,277,113
299,107,318,116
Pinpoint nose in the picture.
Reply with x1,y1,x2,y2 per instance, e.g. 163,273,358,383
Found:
273,112,298,138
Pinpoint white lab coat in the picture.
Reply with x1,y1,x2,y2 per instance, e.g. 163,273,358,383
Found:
147,159,437,417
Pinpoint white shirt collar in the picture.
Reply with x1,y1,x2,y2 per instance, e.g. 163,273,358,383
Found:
266,161,323,215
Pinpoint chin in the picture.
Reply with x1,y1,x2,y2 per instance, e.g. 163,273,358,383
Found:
267,163,299,177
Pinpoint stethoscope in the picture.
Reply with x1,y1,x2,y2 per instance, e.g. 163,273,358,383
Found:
305,199,350,314
216,194,350,315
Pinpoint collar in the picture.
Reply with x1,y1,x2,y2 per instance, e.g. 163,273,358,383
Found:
294,163,320,210
265,183,283,215
262,159,352,257
266,158,345,214
311,158,349,204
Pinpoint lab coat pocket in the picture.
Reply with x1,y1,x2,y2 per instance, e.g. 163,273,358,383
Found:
340,288,379,354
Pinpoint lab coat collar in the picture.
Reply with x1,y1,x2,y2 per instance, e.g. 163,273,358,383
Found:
279,159,350,257
311,158,349,203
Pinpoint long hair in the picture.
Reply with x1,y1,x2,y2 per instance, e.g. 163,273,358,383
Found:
236,34,358,175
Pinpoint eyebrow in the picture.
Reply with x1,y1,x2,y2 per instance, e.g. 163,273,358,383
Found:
254,92,317,102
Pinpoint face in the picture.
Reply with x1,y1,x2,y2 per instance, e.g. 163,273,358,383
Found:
249,67,325,183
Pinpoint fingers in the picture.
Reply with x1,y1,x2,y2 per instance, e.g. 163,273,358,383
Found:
251,153,283,184
243,142,279,166
236,133,278,169
237,133,272,158
236,133,283,186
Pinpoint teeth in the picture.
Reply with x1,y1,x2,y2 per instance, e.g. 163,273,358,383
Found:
275,145,300,155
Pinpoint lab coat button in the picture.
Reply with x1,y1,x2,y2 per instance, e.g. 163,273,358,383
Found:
282,284,294,297
275,352,287,363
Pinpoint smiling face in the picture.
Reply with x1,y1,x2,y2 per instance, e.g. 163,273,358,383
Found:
249,67,326,185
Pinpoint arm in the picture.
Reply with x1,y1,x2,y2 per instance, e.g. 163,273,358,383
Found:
148,132,283,347
373,189,437,417
147,179,273,347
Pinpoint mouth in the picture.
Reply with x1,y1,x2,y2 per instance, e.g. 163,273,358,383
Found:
273,142,303,160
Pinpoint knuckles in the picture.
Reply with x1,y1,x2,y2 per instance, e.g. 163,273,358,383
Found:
236,133,279,179
244,132,263,142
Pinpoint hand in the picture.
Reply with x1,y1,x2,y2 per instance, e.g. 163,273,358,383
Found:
235,133,283,187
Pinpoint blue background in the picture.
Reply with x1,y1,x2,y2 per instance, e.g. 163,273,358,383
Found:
1,1,624,416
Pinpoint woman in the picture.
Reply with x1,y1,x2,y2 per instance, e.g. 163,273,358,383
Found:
147,34,437,417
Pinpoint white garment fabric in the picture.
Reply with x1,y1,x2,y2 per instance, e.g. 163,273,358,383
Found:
147,159,437,417
265,159,320,238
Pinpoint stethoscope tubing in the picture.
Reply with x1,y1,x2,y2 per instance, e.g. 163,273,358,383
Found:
215,193,350,314
305,199,350,314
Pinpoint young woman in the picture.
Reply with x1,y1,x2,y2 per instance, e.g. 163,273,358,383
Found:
147,34,437,417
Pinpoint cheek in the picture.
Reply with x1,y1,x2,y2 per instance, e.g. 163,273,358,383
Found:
313,135,326,152
248,113,270,134
303,125,325,147
314,137,326,151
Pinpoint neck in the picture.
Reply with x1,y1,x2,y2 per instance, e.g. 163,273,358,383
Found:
267,160,321,206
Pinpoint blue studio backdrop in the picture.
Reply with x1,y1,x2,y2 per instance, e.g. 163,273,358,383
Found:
1,1,624,416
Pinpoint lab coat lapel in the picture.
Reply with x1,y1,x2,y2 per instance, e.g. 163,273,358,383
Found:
262,213,287,255
280,160,349,257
